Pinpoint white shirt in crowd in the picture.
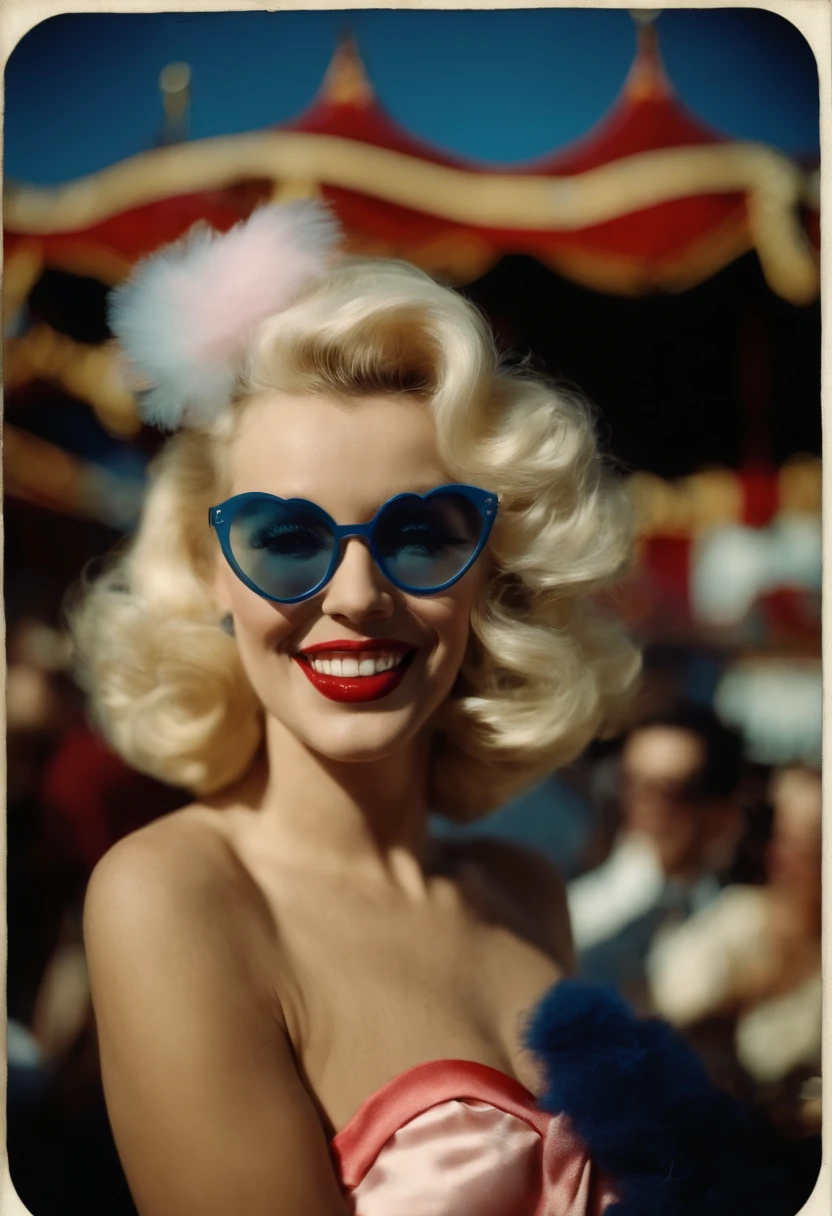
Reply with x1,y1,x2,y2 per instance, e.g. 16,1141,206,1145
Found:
568,831,720,954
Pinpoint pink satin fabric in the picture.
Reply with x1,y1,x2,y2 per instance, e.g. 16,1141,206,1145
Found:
331,1059,617,1216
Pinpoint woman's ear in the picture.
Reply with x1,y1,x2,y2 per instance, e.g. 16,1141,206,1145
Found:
211,550,233,618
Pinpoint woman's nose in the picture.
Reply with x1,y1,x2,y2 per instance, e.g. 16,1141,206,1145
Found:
320,538,394,624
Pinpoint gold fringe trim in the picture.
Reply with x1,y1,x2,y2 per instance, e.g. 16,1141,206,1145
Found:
6,133,819,304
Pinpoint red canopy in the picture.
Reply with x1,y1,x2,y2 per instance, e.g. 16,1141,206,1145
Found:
5,27,819,305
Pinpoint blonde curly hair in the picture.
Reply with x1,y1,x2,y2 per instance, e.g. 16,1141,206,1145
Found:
70,257,639,820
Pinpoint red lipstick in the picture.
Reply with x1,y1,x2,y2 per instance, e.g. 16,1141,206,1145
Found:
293,639,416,704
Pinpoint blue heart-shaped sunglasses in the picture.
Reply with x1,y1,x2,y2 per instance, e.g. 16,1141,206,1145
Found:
209,484,499,604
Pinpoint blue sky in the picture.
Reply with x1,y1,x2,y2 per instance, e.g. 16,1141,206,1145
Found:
4,8,820,186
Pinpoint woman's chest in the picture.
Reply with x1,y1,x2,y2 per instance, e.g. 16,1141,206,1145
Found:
268,882,562,1133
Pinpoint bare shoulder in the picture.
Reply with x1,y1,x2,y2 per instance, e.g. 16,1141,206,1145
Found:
86,809,237,926
448,835,575,974
84,807,278,1003
84,811,350,1215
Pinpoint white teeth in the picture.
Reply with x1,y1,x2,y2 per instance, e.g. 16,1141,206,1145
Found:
307,652,408,677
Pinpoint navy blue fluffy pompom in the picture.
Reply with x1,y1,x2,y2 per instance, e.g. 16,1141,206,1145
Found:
526,980,809,1216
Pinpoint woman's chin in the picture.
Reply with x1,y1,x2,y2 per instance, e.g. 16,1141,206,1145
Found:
304,713,425,766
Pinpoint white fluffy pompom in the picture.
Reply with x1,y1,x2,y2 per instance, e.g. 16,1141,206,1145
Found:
107,201,342,430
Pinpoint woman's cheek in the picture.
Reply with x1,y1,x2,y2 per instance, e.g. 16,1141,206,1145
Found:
418,588,478,682
228,580,308,652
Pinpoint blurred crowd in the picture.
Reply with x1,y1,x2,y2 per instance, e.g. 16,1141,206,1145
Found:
568,708,822,1136
6,609,185,1215
5,602,823,1214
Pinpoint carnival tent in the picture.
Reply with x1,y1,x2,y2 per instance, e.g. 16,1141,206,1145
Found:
5,24,819,321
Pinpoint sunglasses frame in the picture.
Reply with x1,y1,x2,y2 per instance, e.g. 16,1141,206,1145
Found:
209,483,499,604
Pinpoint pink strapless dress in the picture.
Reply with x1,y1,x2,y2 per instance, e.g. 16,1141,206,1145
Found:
331,1058,618,1216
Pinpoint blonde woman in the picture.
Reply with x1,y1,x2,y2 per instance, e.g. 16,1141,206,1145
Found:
73,205,796,1216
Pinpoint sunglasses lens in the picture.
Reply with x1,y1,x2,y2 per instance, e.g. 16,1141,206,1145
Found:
229,499,334,601
375,493,485,591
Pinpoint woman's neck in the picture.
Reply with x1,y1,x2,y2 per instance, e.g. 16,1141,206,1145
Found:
237,717,437,889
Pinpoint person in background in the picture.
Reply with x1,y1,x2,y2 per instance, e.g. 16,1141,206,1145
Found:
567,704,745,1006
647,764,822,1136
6,620,186,1216
6,636,80,1102
432,769,601,882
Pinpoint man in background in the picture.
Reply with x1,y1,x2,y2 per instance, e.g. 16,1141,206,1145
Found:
568,705,745,1006
647,764,822,1133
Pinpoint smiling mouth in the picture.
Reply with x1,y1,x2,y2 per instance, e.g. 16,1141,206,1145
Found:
293,647,417,703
